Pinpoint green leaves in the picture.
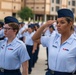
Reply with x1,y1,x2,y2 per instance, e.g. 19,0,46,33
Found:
17,7,34,21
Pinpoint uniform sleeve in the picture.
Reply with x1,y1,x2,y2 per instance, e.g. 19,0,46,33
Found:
18,43,30,63
0,40,4,47
23,32,29,37
0,41,2,47
40,36,50,47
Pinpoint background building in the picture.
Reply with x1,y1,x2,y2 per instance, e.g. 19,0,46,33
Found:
0,0,22,20
0,0,76,23
24,0,76,22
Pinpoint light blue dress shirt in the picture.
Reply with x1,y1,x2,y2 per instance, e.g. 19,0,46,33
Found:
0,29,4,38
41,33,76,73
0,37,30,70
23,31,35,45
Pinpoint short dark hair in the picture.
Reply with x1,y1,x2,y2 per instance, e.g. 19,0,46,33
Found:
65,17,74,23
8,23,19,34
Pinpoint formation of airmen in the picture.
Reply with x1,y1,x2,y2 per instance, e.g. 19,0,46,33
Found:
0,8,76,75
0,17,47,75
0,16,59,75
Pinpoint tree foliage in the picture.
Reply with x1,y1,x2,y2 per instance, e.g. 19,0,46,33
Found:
17,7,34,21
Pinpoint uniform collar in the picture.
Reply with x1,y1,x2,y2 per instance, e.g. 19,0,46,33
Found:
55,33,76,45
67,33,76,44
6,37,18,46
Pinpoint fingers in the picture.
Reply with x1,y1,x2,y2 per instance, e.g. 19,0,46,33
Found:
44,20,56,27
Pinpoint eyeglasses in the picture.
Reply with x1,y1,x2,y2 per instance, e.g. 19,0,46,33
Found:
3,27,13,30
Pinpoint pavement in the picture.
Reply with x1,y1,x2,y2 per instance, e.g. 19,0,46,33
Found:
29,45,47,75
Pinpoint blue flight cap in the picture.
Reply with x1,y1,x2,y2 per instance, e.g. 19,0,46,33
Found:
49,25,55,30
19,22,25,24
28,24,35,29
4,16,19,24
34,23,40,28
21,22,25,24
57,9,74,19
0,22,4,27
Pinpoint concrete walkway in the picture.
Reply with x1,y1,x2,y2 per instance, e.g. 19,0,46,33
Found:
29,45,47,75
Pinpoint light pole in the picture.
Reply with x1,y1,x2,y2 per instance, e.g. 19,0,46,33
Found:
44,0,47,22
33,0,35,22
12,0,13,16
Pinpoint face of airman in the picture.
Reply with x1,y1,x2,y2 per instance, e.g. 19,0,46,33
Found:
56,17,73,34
3,23,19,38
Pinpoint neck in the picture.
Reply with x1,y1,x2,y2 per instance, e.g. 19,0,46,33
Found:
7,36,16,44
61,30,74,44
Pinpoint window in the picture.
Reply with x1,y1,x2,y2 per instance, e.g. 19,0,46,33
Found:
56,6,59,11
52,0,54,3
72,8,75,13
42,7,44,9
51,7,54,11
12,13,16,17
36,7,39,9
72,1,75,6
14,6,16,9
31,7,34,9
56,0,60,4
75,17,76,22
68,1,70,5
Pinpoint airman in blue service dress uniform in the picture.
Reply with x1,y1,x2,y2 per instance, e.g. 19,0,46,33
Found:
32,9,76,75
32,23,40,67
23,24,35,74
0,16,30,75
0,22,5,40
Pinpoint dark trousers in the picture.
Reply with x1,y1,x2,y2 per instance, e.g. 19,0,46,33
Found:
26,45,33,73
32,46,39,67
0,36,5,40
45,70,72,75
19,37,24,41
0,69,21,75
46,47,49,70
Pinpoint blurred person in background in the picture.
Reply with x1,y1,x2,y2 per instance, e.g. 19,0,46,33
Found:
0,22,5,40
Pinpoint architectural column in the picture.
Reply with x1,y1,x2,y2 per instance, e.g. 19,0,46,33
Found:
44,14,47,22
53,16,55,20
33,14,35,22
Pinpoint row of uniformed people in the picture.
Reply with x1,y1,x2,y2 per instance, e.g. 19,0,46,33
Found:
0,22,5,40
42,25,57,71
0,19,41,74
23,24,36,74
1,14,76,75
21,23,40,74
17,22,28,42
0,16,39,73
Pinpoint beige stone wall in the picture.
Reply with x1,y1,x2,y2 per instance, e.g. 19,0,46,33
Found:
45,4,50,14
1,2,12,10
1,1,21,10
0,0,21,20
3,0,21,2
61,0,67,8
0,11,12,20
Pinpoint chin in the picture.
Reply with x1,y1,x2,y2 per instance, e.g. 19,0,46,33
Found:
58,31,60,33
58,31,61,34
4,35,7,37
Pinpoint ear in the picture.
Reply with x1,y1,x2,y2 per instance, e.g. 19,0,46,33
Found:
69,21,73,27
14,29,17,34
69,21,74,30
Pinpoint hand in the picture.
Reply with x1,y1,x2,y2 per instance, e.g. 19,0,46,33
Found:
32,50,35,54
44,20,56,28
